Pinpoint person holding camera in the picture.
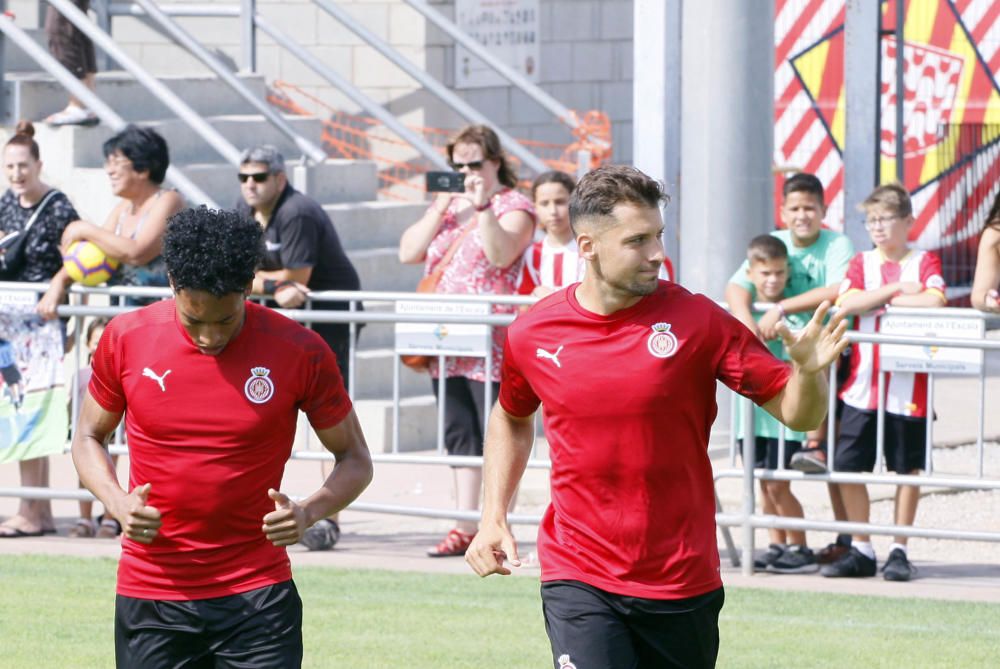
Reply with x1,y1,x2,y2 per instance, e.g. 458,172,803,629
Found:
399,124,535,557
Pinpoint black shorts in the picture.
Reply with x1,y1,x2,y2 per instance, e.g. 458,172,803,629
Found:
540,580,724,669
834,405,928,474
738,437,803,470
114,580,303,669
430,377,500,458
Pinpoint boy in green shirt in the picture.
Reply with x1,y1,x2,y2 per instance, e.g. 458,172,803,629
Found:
736,235,817,573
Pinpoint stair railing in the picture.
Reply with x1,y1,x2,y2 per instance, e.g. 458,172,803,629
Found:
0,10,218,207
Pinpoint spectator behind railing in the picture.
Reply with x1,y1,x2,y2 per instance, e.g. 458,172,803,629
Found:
822,183,947,583
733,234,818,575
237,144,363,553
725,172,856,564
971,190,1000,313
68,317,121,539
0,121,82,537
43,0,99,126
399,124,536,558
60,125,184,305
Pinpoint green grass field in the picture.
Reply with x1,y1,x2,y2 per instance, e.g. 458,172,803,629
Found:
1,555,997,668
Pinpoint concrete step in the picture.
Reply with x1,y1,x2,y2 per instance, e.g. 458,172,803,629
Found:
353,395,439,453
326,201,427,251
2,72,270,125
46,159,378,224
349,247,423,292
353,347,433,400
31,114,325,171
1,28,46,74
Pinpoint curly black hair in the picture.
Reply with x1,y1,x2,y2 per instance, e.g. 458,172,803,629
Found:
163,207,263,296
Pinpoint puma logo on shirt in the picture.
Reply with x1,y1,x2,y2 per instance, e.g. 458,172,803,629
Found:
536,346,564,368
142,367,171,392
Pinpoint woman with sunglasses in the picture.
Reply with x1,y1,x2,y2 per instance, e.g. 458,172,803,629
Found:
61,125,184,303
400,124,536,558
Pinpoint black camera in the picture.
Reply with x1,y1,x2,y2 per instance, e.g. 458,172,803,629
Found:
425,171,466,193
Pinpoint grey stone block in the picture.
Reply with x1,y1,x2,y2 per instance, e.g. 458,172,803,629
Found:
572,41,614,82
348,247,424,292
612,40,633,81
599,80,633,122
539,42,573,83
599,0,634,40
2,28,46,73
354,395,439,453
552,0,598,41
352,348,433,400
326,200,427,250
2,71,269,125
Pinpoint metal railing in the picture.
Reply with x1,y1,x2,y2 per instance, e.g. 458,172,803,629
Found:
0,10,218,207
717,307,1000,574
2,284,997,558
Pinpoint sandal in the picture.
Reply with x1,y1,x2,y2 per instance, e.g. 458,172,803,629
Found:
96,515,122,538
69,518,96,538
427,528,476,557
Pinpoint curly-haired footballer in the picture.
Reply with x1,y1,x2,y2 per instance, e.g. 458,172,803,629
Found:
71,207,373,668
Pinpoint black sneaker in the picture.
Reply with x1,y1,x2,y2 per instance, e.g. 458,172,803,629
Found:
753,543,786,570
820,546,877,577
300,518,341,551
768,545,819,574
882,548,915,582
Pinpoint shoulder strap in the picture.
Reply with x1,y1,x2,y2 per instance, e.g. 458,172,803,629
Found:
22,190,59,236
430,220,476,280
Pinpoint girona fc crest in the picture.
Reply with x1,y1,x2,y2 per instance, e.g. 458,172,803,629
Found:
880,36,965,159
244,367,275,404
647,322,678,359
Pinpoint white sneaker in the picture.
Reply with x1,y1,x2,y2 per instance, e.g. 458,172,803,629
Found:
45,106,99,126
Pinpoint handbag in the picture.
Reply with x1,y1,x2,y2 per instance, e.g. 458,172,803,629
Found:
0,190,59,280
401,220,477,372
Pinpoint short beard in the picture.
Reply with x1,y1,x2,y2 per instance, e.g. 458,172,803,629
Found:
591,258,659,298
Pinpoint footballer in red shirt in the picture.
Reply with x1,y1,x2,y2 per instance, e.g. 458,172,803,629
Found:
72,208,373,668
465,166,848,668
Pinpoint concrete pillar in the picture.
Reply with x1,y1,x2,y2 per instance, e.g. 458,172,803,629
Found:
632,0,682,274
679,0,774,299
843,0,881,251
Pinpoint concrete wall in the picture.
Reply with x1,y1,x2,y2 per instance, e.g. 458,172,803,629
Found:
98,0,634,167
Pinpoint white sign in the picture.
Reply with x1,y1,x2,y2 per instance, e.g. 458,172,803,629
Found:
455,0,540,89
0,290,38,307
394,300,490,357
879,314,984,375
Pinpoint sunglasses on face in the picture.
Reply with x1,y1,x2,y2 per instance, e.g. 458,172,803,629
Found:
238,172,271,184
449,160,485,171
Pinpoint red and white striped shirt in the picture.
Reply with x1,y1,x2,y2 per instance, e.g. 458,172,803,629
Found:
517,239,583,295
836,249,946,418
517,239,675,295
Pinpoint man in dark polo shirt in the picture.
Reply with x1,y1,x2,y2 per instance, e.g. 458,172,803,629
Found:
237,145,362,552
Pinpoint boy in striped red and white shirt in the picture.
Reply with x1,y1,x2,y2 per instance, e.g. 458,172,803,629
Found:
518,171,673,298
822,183,946,583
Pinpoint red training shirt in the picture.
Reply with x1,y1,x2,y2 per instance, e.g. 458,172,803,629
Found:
500,281,791,599
89,300,352,600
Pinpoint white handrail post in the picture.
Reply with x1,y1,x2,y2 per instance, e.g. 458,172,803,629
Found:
241,0,256,73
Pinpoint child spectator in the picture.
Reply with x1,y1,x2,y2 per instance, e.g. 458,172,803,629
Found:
67,318,120,538
736,235,817,573
518,171,579,297
820,183,946,582
518,170,673,297
726,172,855,563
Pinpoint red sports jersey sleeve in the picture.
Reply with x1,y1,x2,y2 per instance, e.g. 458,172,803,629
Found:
88,316,126,413
919,252,946,295
708,298,792,404
499,335,541,417
838,253,866,299
299,339,353,430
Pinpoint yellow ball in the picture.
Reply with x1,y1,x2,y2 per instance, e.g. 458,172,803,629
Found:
63,241,121,286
